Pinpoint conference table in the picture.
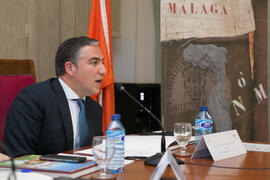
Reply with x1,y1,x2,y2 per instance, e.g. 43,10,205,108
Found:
71,142,270,180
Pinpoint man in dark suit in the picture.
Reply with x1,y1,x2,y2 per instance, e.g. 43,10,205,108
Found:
4,36,106,157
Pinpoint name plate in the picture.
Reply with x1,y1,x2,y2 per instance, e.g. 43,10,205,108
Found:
191,130,247,161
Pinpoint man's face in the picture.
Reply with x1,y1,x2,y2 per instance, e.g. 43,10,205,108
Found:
72,45,106,97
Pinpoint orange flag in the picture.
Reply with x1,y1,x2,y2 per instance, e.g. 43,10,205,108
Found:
88,0,115,133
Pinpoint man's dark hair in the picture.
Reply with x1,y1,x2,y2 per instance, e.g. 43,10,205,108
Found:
55,36,98,76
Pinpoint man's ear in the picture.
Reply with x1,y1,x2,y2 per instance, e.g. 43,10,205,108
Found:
64,61,77,76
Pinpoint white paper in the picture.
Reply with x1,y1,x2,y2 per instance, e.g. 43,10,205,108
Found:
76,148,93,154
192,130,247,161
124,159,134,165
243,143,270,152
0,170,52,180
124,135,176,157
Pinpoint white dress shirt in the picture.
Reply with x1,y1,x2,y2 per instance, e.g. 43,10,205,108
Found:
58,78,86,149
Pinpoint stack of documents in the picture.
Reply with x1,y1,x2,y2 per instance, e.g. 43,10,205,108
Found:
124,135,175,157
77,135,177,158
0,155,98,178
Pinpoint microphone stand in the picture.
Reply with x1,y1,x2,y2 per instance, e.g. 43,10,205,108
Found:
0,141,16,180
118,85,165,166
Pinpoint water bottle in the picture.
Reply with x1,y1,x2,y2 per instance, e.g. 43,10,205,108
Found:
195,106,213,147
106,114,125,173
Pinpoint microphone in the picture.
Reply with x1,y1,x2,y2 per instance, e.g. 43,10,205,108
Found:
0,141,17,180
116,84,165,166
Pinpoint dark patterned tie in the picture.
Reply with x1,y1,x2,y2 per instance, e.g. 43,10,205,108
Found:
74,99,89,147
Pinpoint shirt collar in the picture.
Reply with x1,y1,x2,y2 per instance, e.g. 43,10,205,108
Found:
58,77,86,101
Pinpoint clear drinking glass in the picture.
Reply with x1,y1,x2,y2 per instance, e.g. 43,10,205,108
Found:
92,136,115,179
174,122,192,156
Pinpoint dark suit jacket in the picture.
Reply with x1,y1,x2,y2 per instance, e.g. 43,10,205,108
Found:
4,78,103,157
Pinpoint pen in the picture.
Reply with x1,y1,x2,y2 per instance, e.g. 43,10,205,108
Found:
125,156,147,160
21,169,33,173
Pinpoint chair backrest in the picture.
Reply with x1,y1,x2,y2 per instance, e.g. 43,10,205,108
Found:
0,59,36,81
0,59,36,145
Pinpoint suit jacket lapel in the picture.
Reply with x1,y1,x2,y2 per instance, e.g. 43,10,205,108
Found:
51,78,74,149
85,96,103,143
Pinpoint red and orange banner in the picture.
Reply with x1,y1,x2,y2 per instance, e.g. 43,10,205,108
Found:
88,0,115,133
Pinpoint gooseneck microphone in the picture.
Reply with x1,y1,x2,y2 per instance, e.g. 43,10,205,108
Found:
0,141,16,180
116,84,165,166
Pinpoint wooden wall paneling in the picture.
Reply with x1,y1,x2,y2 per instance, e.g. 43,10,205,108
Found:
111,0,121,38
28,0,39,81
29,0,61,81
135,0,156,83
60,0,91,41
153,0,161,83
74,0,91,37
113,0,137,83
60,0,77,41
0,0,158,84
37,0,60,81
0,0,29,58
